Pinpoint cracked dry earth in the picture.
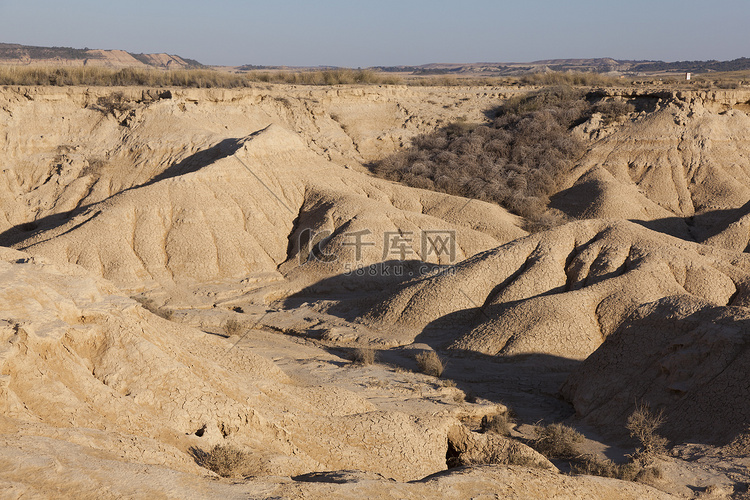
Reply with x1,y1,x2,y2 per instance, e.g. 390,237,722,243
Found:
1,83,750,498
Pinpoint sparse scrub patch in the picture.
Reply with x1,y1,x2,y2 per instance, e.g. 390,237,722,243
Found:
0,65,406,87
518,71,622,87
352,347,376,365
525,408,669,485
372,86,619,229
415,350,444,377
634,465,664,485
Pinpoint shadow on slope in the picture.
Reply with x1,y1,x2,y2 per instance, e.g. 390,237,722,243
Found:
282,260,446,318
551,178,750,246
562,295,750,447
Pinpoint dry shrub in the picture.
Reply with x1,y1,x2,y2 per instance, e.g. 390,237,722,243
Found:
572,454,642,481
352,347,376,365
372,86,595,229
626,403,668,464
93,92,131,116
500,447,550,469
481,413,514,436
518,71,621,87
532,422,585,459
223,318,244,337
635,465,664,485
506,453,549,469
199,444,253,478
592,99,635,124
416,351,444,377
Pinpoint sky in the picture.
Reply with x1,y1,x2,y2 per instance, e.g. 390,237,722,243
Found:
0,0,748,67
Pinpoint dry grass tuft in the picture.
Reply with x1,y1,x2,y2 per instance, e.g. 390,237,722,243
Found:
481,412,515,436
223,318,245,337
531,422,585,459
198,444,253,478
415,350,444,377
352,347,376,365
572,454,641,481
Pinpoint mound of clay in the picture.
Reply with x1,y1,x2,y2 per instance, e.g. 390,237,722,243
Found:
0,84,514,236
14,123,523,290
562,295,750,445
555,90,750,241
446,425,554,469
361,219,750,359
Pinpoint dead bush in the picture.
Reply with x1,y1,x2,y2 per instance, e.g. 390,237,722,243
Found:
626,403,668,464
352,347,376,365
415,351,444,377
635,465,664,486
502,448,550,469
224,318,244,337
592,99,635,124
532,422,585,459
572,454,640,481
481,412,514,436
198,444,253,478
93,92,131,116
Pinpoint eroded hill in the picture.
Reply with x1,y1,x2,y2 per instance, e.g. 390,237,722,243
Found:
2,83,750,498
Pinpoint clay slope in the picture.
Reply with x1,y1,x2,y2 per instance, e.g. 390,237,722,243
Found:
556,90,750,241
562,295,750,445
0,247,465,482
1,85,525,292
0,84,513,237
12,123,523,290
361,219,750,359
0,230,678,499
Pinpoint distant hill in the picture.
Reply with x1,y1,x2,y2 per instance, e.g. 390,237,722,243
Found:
0,43,202,69
370,58,750,76
631,57,750,73
4,44,748,76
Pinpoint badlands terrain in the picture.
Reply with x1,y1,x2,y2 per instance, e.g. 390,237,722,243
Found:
0,81,750,499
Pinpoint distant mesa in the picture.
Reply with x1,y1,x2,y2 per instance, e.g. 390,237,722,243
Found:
0,42,202,69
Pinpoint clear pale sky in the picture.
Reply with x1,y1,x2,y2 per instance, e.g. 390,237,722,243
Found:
0,0,747,67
